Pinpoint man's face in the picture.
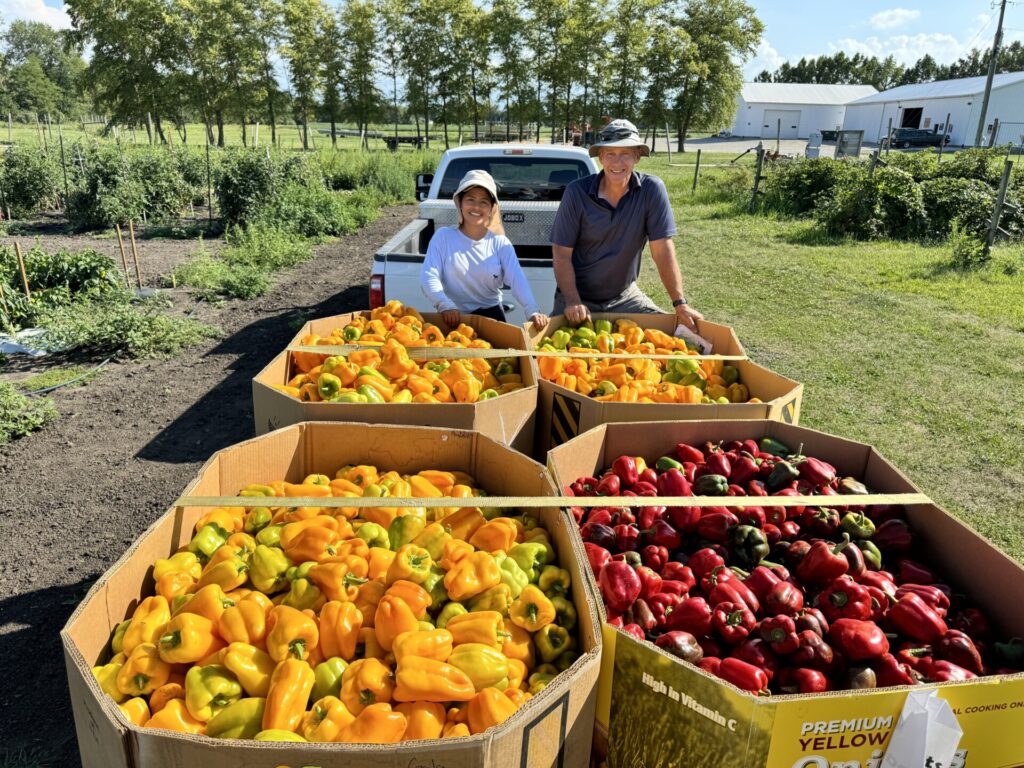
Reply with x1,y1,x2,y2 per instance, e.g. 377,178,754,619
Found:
597,147,640,183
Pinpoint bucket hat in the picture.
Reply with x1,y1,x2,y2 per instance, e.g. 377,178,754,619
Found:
589,119,650,157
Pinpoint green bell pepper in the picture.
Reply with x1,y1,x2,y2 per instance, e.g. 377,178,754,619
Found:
355,522,390,550
243,507,272,535
256,524,284,548
655,456,684,472
184,664,243,722
205,697,266,739
551,595,577,631
494,552,529,598
358,384,385,403
342,325,361,341
538,566,571,598
534,624,573,663
188,523,229,562
436,601,467,629
317,373,343,401
594,319,613,335
507,542,549,582
389,515,426,551
310,657,349,702
249,544,292,593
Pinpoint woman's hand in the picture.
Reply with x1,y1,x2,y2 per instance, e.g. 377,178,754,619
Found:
441,309,461,328
529,313,549,331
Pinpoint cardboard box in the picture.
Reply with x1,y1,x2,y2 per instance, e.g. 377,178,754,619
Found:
253,312,539,452
548,420,1024,768
526,315,802,457
63,423,601,768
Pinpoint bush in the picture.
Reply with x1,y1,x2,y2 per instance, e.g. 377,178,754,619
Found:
883,150,939,182
172,147,212,206
920,177,995,239
932,148,1004,186
761,158,866,216
0,145,61,218
0,381,57,444
815,167,926,240
66,145,192,229
173,251,271,300
223,222,312,269
325,150,438,203
215,149,323,226
949,219,989,269
32,294,219,357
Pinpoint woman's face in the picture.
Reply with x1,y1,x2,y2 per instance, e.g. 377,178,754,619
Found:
459,186,494,227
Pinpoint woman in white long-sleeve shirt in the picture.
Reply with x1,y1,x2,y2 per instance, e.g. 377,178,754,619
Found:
421,169,549,330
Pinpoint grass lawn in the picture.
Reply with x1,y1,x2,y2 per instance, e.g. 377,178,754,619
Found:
639,155,1024,563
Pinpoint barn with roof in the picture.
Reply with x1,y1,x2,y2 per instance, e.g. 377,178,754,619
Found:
731,83,878,140
842,72,1024,147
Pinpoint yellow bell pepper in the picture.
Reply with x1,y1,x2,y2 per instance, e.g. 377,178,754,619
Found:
501,618,536,668
301,695,356,742
441,507,486,541
337,702,408,743
309,557,370,602
222,642,277,697
155,570,196,604
447,643,510,692
385,580,432,620
392,628,454,664
439,539,474,571
152,551,202,582
340,657,395,715
413,522,453,560
143,697,206,734
354,580,386,627
358,627,387,660
92,661,128,703
158,613,224,664
385,544,434,585
266,605,319,662
261,657,315,733
446,611,504,650
122,596,171,655
396,701,446,741
466,687,517,734
367,547,397,580
217,600,267,647
318,600,363,661
507,658,528,690
444,551,501,602
374,595,419,651
509,585,557,632
393,657,476,703
174,584,235,624
196,554,249,593
468,518,519,553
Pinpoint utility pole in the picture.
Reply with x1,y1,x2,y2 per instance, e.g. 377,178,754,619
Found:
975,0,1008,147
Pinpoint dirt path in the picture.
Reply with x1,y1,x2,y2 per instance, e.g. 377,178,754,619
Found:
0,205,417,767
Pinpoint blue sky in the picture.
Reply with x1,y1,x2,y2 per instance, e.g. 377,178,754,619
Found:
3,0,1023,83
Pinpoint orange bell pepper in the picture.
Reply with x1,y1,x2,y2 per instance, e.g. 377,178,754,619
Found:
392,628,454,664
158,613,225,665
337,702,407,743
444,551,501,602
144,697,205,734
446,611,504,650
468,518,519,553
318,600,363,661
393,657,476,703
354,580,386,627
466,687,517,734
218,600,267,647
301,695,356,742
262,657,315,732
280,524,343,564
266,605,319,662
340,657,395,715
384,581,432,619
175,584,236,624
396,701,446,741
374,595,419,651
148,682,185,714
442,507,486,542
122,596,172,655
309,557,369,602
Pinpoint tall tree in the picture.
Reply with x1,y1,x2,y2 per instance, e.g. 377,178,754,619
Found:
3,20,86,117
339,0,383,146
490,0,531,139
564,0,610,132
377,0,407,141
281,0,327,149
320,8,344,146
640,10,692,150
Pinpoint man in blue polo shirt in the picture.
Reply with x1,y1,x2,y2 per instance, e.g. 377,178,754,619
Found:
550,119,703,331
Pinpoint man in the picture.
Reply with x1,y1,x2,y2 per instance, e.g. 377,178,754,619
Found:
550,119,702,331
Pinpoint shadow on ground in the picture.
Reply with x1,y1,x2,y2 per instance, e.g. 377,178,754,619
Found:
135,282,369,464
0,577,99,768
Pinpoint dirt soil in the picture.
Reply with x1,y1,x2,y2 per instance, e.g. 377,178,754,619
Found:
0,205,418,767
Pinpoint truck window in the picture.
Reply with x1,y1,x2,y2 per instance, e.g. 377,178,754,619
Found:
439,157,592,201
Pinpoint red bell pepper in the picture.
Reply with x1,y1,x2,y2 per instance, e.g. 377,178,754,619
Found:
894,584,950,617
648,592,680,627
873,519,913,552
585,508,613,527
783,540,812,571
790,630,835,671
696,511,738,543
598,561,642,613
731,637,779,680
888,593,948,644
699,636,724,658
621,623,646,641
797,456,836,486
640,545,669,571
636,505,665,531
644,519,682,550
760,615,800,654
717,657,769,693
934,630,984,674
657,468,692,496
842,541,867,579
729,453,761,486
762,504,786,527
778,667,830,693
864,585,890,622
610,507,636,526
726,484,747,497
700,564,736,595
596,473,621,496
818,576,873,622
660,562,695,592
795,535,850,586
688,548,725,579
655,631,704,665
804,507,841,538
796,607,830,637
857,570,897,596
659,580,691,597
829,618,890,661
950,607,992,641
925,659,976,682
699,657,722,676
612,550,643,569
676,443,704,464
712,601,756,645
744,565,782,601
765,581,804,616
571,476,599,496
584,542,611,578
778,520,801,540
736,505,766,528
772,487,806,516
706,452,732,478
747,479,769,497
611,455,639,488
709,576,761,615
665,596,712,636
681,462,698,483
614,524,639,552
896,645,933,674
763,523,782,547
871,652,918,686
635,566,663,600
668,504,700,532
633,480,659,496
627,598,658,633
897,558,938,585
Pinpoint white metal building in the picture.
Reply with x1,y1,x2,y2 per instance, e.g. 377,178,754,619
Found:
842,72,1024,146
732,83,878,139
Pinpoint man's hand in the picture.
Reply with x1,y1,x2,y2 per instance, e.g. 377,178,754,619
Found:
563,303,591,325
675,303,703,332
441,309,461,328
529,313,550,331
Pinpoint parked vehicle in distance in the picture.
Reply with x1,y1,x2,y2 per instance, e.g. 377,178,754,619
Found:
883,128,950,149
371,145,599,326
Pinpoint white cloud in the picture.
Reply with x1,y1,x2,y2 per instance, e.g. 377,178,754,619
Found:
869,8,920,31
744,39,786,79
0,0,71,29
830,32,969,66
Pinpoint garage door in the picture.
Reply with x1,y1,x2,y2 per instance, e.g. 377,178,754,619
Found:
762,110,801,139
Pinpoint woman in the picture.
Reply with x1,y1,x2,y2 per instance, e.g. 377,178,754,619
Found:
421,169,549,330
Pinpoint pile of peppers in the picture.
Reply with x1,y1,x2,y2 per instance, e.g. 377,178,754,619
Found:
567,439,1024,695
92,465,581,742
279,300,524,404
535,318,754,404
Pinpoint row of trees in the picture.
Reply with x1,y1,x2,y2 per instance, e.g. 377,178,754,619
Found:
0,16,87,119
51,0,761,150
755,41,1024,91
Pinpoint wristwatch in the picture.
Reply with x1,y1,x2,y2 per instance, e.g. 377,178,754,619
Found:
672,298,688,308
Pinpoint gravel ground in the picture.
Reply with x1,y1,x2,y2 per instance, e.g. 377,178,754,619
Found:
0,204,418,767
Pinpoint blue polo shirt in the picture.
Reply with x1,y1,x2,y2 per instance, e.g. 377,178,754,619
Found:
550,171,676,304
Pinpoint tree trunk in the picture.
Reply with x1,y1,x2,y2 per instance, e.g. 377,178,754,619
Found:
302,115,309,151
471,68,479,142
262,49,278,146
440,92,450,149
242,117,248,147
505,89,511,142
145,112,153,144
393,73,400,142
535,77,542,142
330,113,337,147
216,111,225,148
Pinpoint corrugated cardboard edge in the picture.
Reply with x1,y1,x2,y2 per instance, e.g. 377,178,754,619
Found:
253,312,539,449
64,422,600,768
546,420,1024,737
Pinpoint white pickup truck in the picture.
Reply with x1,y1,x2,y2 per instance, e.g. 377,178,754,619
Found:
369,145,599,326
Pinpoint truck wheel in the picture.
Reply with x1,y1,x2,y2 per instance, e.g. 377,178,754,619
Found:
900,141,911,149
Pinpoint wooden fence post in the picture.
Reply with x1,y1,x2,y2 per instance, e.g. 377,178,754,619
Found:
127,220,143,289
114,224,132,287
985,159,1015,256
13,242,32,299
750,142,766,212
692,149,702,194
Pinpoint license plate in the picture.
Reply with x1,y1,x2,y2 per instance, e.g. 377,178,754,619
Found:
502,212,525,223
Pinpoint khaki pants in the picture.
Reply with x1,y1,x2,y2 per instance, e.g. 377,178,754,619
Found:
551,282,664,315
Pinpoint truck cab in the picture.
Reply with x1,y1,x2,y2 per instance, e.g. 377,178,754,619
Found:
371,144,599,326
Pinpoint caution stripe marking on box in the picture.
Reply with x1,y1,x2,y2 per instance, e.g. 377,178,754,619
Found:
549,394,581,449
782,397,797,424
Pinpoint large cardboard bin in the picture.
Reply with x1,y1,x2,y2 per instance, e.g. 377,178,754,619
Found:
548,420,1024,768
63,423,601,768
253,312,539,453
527,315,802,457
